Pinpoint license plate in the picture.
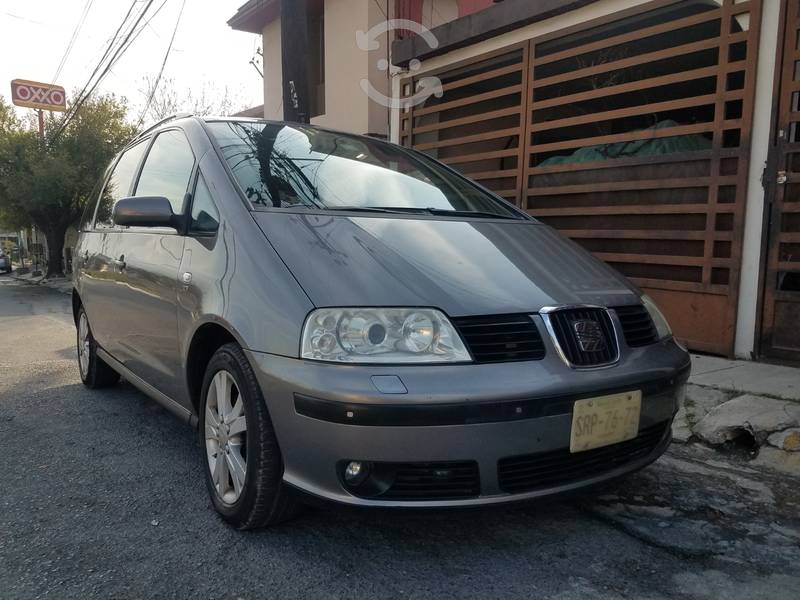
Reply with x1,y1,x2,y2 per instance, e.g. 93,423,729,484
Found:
570,391,642,454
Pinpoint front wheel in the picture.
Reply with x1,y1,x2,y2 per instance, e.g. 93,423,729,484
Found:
200,343,300,529
77,307,120,389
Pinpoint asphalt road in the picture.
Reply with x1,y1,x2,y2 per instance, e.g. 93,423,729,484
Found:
1,276,798,600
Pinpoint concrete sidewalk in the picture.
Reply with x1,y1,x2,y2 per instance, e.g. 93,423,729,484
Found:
690,354,800,401
677,354,800,474
11,270,73,295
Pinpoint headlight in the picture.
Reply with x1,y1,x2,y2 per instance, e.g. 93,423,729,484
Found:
642,294,672,340
301,308,471,363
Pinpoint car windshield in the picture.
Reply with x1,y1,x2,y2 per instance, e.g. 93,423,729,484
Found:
206,120,522,218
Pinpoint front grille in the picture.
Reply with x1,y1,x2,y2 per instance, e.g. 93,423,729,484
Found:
451,314,546,363
497,422,669,494
375,461,480,501
545,308,618,367
614,305,659,347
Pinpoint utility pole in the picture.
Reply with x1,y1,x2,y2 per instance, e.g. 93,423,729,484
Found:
280,0,311,123
37,109,45,140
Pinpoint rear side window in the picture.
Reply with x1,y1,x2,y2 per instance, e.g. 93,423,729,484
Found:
94,140,149,229
135,130,195,215
190,174,220,234
79,166,112,232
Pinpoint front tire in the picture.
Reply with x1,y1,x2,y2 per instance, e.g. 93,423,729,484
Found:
77,306,120,389
200,343,300,529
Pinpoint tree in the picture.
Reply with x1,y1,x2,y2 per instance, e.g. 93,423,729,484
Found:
0,99,29,232
0,97,20,133
138,76,246,123
0,94,135,278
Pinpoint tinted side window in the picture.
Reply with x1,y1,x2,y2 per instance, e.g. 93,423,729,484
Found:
135,130,195,214
79,166,112,231
95,140,149,229
190,174,220,234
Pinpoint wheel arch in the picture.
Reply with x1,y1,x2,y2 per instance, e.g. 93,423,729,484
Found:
71,288,82,325
185,320,246,417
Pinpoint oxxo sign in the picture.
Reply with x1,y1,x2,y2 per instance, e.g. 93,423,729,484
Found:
10,79,67,112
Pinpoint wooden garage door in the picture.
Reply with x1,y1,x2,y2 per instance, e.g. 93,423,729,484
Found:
402,0,762,356
760,0,800,361
399,43,529,204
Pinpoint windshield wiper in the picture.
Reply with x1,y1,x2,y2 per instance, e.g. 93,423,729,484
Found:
420,208,522,220
325,206,428,215
325,206,522,219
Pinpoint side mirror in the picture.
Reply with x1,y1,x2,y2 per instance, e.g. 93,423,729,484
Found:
113,196,180,229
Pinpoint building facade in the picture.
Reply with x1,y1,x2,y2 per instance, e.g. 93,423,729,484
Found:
229,0,800,363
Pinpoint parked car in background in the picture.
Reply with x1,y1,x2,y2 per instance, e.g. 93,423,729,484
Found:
72,116,691,529
0,251,12,273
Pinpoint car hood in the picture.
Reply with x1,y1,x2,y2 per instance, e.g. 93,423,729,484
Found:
253,213,640,316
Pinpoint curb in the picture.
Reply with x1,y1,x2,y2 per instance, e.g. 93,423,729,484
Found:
10,272,73,295
673,383,800,475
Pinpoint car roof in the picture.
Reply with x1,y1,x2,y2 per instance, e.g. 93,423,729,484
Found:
199,116,392,145
131,113,391,149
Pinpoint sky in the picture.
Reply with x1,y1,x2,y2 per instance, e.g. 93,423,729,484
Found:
0,0,264,122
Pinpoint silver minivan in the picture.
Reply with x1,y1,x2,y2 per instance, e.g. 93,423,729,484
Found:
73,116,690,529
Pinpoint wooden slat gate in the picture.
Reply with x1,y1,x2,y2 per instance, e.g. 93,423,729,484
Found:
401,0,762,356
760,0,800,361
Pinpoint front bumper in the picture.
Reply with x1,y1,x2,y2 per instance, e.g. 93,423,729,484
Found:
246,338,690,508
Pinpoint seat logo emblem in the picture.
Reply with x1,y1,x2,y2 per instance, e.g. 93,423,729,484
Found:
572,319,606,352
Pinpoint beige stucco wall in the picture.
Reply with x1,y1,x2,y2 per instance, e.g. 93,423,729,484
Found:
262,18,283,120
311,0,390,135
259,0,391,135
366,0,391,135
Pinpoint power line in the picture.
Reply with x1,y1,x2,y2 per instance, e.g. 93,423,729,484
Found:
52,0,94,82
372,0,387,20
87,2,140,88
114,0,171,62
137,0,186,129
2,12,44,25
53,0,156,141
60,0,139,128
79,0,155,99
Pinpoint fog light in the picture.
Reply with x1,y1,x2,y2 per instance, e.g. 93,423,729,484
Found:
343,461,370,487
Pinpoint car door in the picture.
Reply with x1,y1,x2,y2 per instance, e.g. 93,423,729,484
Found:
79,139,150,357
113,129,194,402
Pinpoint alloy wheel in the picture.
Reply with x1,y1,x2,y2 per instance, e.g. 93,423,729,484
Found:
205,370,248,505
78,312,90,378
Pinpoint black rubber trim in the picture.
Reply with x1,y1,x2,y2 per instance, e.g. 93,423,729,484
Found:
294,364,690,427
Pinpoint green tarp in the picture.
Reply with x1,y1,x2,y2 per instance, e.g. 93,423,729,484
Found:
539,120,712,166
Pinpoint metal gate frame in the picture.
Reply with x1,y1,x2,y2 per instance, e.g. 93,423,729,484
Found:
759,0,800,361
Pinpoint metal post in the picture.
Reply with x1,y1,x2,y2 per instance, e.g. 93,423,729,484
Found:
280,0,311,123
37,109,44,140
